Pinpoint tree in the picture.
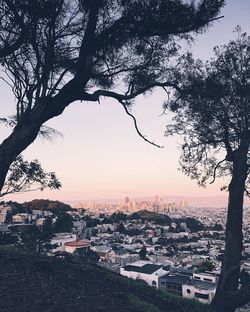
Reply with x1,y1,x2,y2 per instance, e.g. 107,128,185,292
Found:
239,269,250,287
117,221,126,234
73,248,100,263
0,0,224,195
0,0,30,58
19,223,56,255
139,245,147,260
196,260,214,273
1,155,61,197
185,217,203,232
165,30,250,311
24,199,72,213
54,211,73,233
110,212,127,223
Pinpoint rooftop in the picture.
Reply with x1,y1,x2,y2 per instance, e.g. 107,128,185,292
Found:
185,279,216,291
123,263,163,274
64,240,90,247
170,267,193,276
159,274,191,285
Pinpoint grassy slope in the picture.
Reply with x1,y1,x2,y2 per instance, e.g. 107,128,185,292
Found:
0,248,215,312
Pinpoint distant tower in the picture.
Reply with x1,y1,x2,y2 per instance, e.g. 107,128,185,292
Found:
153,195,160,213
155,194,159,203
125,196,130,205
123,196,133,212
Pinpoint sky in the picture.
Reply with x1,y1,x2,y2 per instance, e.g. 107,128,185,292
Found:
1,0,250,205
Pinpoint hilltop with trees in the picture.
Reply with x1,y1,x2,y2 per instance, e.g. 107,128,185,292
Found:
23,199,73,212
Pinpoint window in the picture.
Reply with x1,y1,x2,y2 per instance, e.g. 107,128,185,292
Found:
152,281,157,286
160,281,166,286
194,292,209,300
194,276,201,280
186,289,191,294
204,278,213,282
166,284,181,292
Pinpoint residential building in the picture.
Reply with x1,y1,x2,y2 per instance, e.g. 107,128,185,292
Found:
120,261,169,288
182,279,216,304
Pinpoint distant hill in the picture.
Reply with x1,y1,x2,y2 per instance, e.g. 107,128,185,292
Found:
129,210,172,225
0,248,214,312
23,199,73,212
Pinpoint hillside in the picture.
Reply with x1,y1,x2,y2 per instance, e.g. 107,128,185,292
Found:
129,210,172,225
0,249,214,312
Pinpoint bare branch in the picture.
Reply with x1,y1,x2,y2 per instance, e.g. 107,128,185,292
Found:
210,158,226,184
120,102,163,148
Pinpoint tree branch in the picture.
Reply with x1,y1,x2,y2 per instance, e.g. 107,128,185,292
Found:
120,102,163,148
0,0,28,58
210,158,226,184
74,2,100,83
80,82,183,148
81,81,183,103
82,88,164,148
77,81,185,148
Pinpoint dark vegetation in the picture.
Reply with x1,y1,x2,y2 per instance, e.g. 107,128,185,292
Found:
23,199,73,212
0,248,215,312
113,210,204,232
129,210,172,225
1,199,73,213
165,30,250,311
0,156,61,197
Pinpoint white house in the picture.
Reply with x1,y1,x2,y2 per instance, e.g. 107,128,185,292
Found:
120,261,169,288
0,213,7,223
182,280,216,304
193,272,217,283
12,213,31,224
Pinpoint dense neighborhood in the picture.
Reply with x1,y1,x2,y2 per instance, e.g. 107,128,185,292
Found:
1,198,250,307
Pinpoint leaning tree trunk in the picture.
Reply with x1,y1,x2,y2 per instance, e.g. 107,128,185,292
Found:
213,140,249,312
0,78,84,194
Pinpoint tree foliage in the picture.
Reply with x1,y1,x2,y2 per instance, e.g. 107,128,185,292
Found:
23,199,72,212
54,211,73,233
19,223,56,255
1,155,61,196
139,245,147,260
0,0,224,193
165,29,250,188
165,30,250,311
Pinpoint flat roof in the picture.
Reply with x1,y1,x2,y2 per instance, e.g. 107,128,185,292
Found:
159,274,190,285
170,267,193,276
185,279,216,291
123,264,163,274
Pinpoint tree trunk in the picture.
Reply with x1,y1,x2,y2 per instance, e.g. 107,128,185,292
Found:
213,139,249,312
0,78,82,194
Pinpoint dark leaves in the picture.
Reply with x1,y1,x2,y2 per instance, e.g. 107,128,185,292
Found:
165,30,250,188
1,155,62,196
